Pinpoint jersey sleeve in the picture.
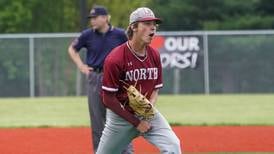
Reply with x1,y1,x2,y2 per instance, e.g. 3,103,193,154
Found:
154,50,163,89
102,56,121,92
71,31,88,52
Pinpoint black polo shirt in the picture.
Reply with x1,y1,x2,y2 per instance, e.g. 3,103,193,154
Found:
72,26,127,69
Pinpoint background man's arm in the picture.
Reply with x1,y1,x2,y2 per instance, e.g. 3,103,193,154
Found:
68,44,93,75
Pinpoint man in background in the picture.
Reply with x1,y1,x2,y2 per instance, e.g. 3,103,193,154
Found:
68,5,132,153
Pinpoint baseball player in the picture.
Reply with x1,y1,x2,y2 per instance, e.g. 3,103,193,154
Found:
96,7,182,154
68,5,133,153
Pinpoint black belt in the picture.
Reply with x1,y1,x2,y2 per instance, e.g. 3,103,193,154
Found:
93,67,103,73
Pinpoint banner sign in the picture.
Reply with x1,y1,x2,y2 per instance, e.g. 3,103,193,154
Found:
151,35,203,69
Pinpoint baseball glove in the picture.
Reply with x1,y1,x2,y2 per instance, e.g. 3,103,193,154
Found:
122,81,155,120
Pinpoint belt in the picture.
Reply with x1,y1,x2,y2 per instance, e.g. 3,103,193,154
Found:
93,67,103,73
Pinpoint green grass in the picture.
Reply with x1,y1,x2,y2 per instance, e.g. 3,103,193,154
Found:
0,94,274,128
156,94,274,126
0,97,90,128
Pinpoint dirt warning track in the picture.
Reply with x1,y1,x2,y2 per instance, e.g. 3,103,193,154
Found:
1,126,274,154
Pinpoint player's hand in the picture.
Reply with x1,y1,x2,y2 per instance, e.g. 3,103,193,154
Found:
136,120,151,133
78,64,93,75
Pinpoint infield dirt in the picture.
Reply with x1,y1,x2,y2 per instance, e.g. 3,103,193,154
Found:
1,126,274,153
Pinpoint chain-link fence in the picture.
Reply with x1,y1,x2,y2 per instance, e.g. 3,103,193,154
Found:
1,31,274,97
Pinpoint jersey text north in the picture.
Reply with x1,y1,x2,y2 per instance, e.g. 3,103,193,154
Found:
125,68,158,81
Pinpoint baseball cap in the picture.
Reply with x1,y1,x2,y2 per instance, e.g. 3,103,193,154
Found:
88,5,108,18
129,7,161,25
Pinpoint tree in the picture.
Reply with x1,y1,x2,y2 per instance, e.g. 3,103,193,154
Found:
148,0,274,30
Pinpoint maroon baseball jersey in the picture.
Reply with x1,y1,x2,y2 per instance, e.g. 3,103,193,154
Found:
102,42,163,126
102,41,163,112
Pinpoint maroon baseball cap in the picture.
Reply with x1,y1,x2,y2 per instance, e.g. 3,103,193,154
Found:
129,7,162,25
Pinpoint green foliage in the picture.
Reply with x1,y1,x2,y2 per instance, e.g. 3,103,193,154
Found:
256,0,274,15
0,0,79,33
0,0,32,32
0,0,152,33
87,0,152,29
1,0,274,32
148,0,274,30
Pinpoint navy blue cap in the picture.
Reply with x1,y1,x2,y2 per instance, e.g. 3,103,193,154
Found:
88,5,108,18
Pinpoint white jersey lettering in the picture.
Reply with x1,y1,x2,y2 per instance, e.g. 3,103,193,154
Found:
125,70,133,81
125,68,158,81
153,68,158,79
147,68,153,80
133,69,140,81
139,68,147,80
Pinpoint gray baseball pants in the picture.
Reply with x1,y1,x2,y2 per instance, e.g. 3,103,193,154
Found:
96,109,182,154
87,72,133,153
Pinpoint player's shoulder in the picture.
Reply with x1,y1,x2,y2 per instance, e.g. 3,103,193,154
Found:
105,43,127,64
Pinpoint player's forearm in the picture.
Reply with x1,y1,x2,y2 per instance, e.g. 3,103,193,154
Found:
102,91,140,127
68,45,85,68
149,89,159,105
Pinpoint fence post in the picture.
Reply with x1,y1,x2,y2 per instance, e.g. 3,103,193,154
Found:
203,32,210,94
173,68,180,94
76,70,82,96
29,37,35,97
